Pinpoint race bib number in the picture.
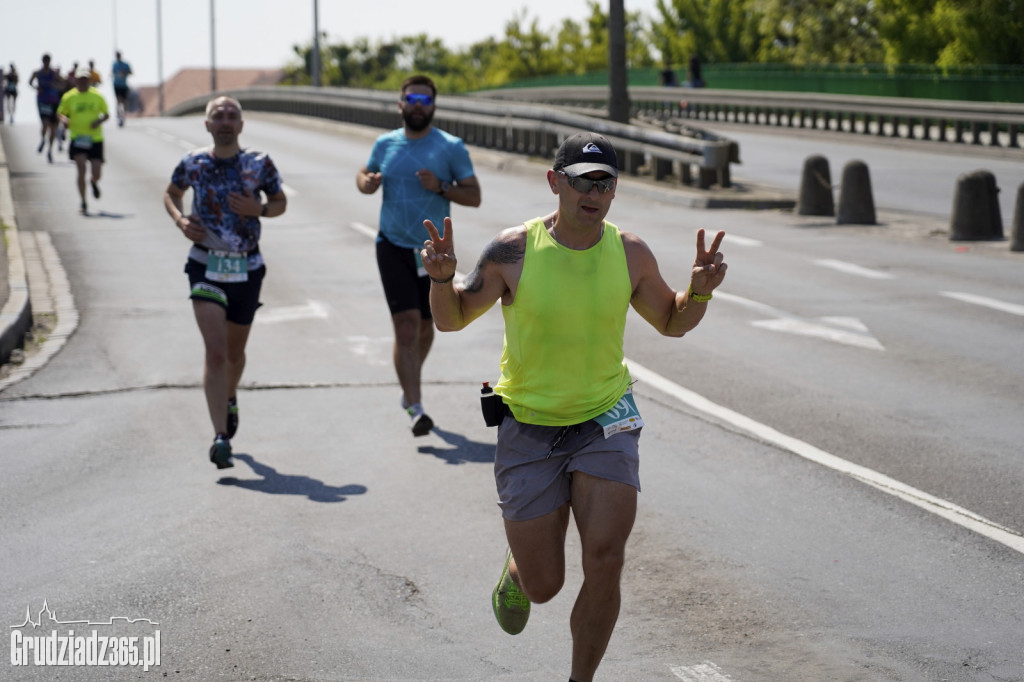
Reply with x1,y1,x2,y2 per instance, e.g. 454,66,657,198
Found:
413,249,427,277
205,250,248,283
593,388,644,438
71,136,93,150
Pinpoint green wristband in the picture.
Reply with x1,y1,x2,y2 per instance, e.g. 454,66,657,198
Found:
689,288,712,303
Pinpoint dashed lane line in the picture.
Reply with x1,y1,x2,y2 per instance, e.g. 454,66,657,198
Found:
940,291,1024,317
814,258,895,280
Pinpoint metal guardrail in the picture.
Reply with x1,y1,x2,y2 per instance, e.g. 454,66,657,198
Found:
164,86,738,189
479,86,1024,149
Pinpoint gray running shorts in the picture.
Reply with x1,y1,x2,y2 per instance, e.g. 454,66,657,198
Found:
494,416,641,522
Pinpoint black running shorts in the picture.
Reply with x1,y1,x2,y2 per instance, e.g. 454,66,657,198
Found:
375,235,431,319
185,258,266,325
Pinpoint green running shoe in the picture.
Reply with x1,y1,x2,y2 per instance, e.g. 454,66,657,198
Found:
492,548,530,635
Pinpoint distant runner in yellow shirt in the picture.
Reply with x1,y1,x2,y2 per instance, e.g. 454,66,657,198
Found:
57,67,110,215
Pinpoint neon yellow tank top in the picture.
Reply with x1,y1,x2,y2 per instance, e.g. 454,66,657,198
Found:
494,217,633,425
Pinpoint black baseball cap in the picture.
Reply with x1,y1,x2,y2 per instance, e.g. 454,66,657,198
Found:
553,132,618,178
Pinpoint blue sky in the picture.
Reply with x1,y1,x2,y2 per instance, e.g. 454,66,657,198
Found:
3,0,660,124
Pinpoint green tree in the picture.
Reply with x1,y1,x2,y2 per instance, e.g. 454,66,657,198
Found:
876,0,1024,66
753,0,884,64
497,9,569,80
651,0,763,65
284,1,1021,94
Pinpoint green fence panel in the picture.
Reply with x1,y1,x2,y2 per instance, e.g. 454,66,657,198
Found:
504,64,1024,103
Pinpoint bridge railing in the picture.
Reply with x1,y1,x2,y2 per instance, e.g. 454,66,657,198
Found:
166,84,1022,192
479,86,1024,149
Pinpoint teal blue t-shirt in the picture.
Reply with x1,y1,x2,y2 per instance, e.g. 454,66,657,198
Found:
366,127,476,249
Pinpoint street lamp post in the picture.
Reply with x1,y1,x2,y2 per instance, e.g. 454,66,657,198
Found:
157,0,164,114
210,0,217,92
312,0,321,87
608,0,630,123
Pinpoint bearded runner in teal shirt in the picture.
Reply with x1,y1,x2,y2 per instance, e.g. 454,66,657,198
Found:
365,126,476,249
420,132,727,682
357,74,481,437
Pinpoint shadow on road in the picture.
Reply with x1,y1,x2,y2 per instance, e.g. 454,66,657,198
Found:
83,210,131,219
216,453,368,503
417,427,495,465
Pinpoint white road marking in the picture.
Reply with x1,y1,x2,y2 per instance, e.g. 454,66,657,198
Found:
627,359,1024,556
750,316,884,350
814,258,895,280
672,661,734,681
940,291,1024,317
255,300,329,325
722,234,761,247
718,291,884,350
351,221,378,239
281,183,298,197
345,335,391,366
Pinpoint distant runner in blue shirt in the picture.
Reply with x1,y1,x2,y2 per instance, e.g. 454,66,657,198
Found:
28,54,63,162
356,74,481,437
111,51,132,126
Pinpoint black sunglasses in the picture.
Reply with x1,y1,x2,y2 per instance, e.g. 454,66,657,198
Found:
402,93,434,107
557,171,616,194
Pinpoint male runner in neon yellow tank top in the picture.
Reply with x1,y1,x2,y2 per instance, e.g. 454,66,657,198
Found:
421,132,728,682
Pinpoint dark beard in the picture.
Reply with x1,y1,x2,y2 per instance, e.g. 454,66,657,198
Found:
402,107,433,132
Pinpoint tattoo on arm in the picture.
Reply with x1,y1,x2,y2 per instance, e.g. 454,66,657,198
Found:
464,237,524,294
483,239,524,265
463,269,486,294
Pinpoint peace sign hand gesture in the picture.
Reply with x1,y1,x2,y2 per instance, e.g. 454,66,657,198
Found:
422,217,458,283
690,228,727,296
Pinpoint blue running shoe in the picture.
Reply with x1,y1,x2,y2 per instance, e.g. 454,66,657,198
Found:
209,436,233,469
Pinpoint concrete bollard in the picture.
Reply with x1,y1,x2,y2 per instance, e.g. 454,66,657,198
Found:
797,155,834,216
1012,182,1024,252
837,160,876,225
950,170,1003,241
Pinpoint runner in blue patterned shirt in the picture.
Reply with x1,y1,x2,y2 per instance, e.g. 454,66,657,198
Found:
356,74,481,437
163,95,287,469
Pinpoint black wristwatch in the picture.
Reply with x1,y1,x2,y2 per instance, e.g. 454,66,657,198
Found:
437,181,452,195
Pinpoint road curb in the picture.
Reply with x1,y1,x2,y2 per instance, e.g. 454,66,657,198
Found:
0,135,33,371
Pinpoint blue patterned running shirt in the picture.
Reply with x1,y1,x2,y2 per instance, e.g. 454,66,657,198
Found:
365,127,476,249
170,147,283,262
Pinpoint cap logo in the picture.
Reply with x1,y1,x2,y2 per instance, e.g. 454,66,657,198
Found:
582,143,602,154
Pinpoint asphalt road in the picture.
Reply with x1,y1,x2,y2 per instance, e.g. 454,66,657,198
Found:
1,113,1022,682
